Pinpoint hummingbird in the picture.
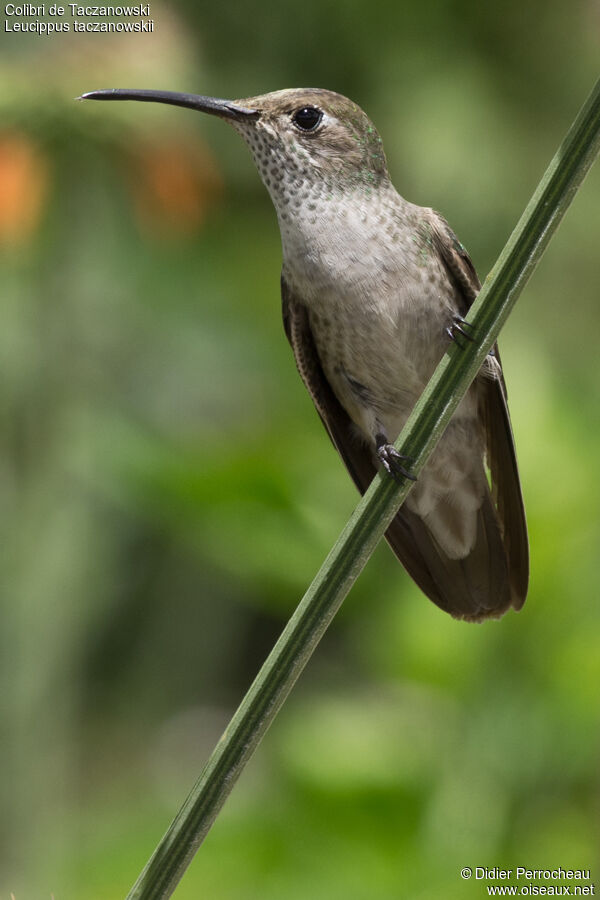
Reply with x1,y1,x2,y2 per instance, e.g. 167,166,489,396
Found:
80,87,529,621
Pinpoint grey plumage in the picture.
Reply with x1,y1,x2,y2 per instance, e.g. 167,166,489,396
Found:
244,89,529,621
80,85,529,620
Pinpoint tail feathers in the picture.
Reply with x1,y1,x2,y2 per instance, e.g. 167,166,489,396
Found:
385,490,512,621
481,373,529,609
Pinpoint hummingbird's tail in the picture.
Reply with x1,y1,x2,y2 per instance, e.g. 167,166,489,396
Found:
384,490,515,621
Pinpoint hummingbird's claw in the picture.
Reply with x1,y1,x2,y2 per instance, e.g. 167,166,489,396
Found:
447,315,476,350
376,443,417,482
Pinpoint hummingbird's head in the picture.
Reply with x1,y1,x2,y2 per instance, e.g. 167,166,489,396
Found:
229,88,389,193
79,87,390,204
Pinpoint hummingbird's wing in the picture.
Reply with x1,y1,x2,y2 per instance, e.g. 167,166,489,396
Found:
430,214,529,609
281,278,378,492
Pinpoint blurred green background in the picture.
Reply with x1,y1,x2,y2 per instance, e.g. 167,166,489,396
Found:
1,2,599,897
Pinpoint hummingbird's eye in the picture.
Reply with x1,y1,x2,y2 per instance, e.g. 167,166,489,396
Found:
292,107,323,132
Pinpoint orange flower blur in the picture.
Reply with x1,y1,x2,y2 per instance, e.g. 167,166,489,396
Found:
0,133,48,247
129,137,223,238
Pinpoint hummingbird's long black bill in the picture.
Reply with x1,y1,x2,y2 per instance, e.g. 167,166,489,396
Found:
77,89,260,122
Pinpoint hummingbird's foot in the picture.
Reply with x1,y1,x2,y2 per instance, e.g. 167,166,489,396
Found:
375,436,417,482
447,315,476,350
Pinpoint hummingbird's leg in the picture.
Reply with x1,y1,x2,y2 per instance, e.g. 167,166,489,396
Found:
446,316,497,356
375,432,417,482
446,315,475,350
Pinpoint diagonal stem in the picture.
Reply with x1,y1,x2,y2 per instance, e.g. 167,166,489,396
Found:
126,77,600,899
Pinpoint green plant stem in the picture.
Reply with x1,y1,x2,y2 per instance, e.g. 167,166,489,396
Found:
127,77,600,900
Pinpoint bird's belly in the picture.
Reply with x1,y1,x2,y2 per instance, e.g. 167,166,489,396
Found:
304,276,485,560
307,283,451,439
